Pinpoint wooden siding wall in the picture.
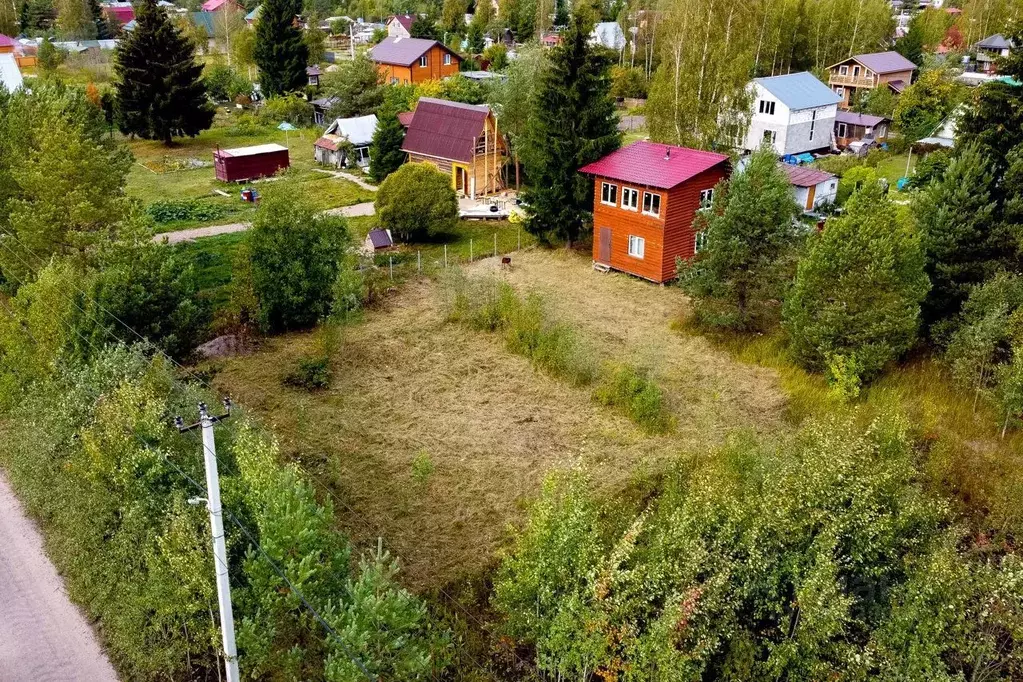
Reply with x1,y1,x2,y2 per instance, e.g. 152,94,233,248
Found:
406,113,507,197
408,152,453,174
591,165,726,283
376,46,460,85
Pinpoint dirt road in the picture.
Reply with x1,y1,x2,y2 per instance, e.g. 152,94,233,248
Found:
0,472,119,682
155,201,377,244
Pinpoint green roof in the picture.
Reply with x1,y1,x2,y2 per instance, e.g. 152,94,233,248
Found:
189,11,216,37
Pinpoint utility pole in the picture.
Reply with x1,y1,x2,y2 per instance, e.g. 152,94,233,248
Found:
175,399,239,682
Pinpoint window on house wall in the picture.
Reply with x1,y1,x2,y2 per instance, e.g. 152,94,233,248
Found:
835,86,845,97
837,122,847,137
839,65,848,75
763,130,776,144
443,53,451,65
390,77,398,84
853,65,860,77
419,55,428,67
758,100,776,115
695,231,708,253
699,188,714,209
601,182,618,205
642,191,661,216
621,187,639,210
809,109,816,141
628,235,645,258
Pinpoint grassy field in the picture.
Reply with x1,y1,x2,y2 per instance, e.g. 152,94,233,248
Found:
127,117,376,232
209,250,787,590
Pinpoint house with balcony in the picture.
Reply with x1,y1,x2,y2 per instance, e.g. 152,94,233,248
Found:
740,72,841,157
827,51,916,109
578,141,730,283
974,34,1016,74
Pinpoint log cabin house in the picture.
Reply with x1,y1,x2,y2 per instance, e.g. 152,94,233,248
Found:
579,141,730,283
400,97,507,198
827,51,916,109
370,36,460,85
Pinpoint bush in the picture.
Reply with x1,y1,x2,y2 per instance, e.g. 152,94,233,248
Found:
203,64,253,102
610,66,647,99
146,198,229,224
592,363,673,432
258,93,313,126
375,163,458,242
482,43,508,70
283,355,331,389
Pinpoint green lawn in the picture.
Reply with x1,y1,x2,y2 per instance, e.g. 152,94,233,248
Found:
875,151,918,186
127,118,376,232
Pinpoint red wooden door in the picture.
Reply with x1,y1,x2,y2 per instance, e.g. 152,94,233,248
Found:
598,227,611,264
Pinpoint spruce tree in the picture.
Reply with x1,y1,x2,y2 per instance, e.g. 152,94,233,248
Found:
254,0,307,97
914,143,1009,328
369,99,406,183
113,0,213,145
519,10,619,245
409,14,437,39
89,0,110,39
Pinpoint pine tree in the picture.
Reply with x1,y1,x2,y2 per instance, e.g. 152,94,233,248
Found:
914,143,1009,327
88,0,110,39
409,14,438,39
113,0,214,145
783,183,929,384
369,99,406,183
519,10,619,245
253,0,307,96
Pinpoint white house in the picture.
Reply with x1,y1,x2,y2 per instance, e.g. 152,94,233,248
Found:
313,114,378,168
386,14,414,38
780,164,838,212
590,22,626,51
742,72,841,156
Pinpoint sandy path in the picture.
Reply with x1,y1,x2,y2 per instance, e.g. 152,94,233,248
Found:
0,472,119,682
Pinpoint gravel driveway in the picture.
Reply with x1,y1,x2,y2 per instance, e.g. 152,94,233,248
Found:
0,471,119,682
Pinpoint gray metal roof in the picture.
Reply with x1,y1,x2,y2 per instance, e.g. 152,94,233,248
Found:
370,36,454,66
754,72,841,110
977,34,1014,50
852,51,917,74
324,114,378,147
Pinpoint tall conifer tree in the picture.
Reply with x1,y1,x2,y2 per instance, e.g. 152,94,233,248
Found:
519,9,619,245
369,99,406,183
253,0,307,96
113,0,213,145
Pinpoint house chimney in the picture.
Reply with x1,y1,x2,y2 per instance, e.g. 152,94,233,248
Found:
664,147,670,160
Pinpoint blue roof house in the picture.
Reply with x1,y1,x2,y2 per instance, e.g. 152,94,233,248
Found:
741,72,841,156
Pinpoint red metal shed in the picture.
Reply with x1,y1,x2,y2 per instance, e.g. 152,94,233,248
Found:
213,144,290,182
579,141,730,283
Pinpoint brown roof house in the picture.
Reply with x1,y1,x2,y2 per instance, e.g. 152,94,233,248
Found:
780,164,838,213
827,51,916,109
370,37,460,85
834,111,890,153
386,13,415,38
401,97,507,199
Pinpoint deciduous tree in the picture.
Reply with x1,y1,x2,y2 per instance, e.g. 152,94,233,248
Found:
375,162,457,242
322,53,383,118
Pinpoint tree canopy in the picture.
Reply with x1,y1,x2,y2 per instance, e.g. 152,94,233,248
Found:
254,0,308,97
375,162,458,242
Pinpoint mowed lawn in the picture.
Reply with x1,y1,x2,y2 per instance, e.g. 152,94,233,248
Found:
126,118,376,232
210,250,787,591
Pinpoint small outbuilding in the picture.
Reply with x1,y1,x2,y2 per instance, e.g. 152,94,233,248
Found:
780,164,838,212
579,140,730,283
214,143,290,182
314,114,378,168
834,110,890,150
361,228,394,254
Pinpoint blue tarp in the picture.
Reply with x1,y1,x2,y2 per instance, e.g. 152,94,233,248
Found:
795,153,815,164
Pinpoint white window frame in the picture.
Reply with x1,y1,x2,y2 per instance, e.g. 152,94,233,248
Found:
834,86,845,97
642,191,661,217
621,187,639,211
758,99,776,116
763,130,777,144
695,231,708,253
853,65,860,77
419,55,428,67
699,188,714,209
837,122,847,137
443,53,451,65
627,235,645,259
839,65,848,75
601,182,618,206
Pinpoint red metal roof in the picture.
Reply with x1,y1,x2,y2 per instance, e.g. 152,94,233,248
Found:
397,111,414,127
314,137,338,151
401,97,490,163
0,34,14,48
389,14,414,31
578,140,729,190
780,163,835,188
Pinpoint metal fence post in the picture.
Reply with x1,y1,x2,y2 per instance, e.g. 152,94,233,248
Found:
417,250,421,273
493,233,497,258
389,256,393,281
470,238,473,262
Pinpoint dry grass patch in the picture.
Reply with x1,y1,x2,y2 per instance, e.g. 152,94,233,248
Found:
212,253,788,591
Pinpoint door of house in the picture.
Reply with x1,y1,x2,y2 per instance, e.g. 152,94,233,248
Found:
598,227,612,264
806,184,816,211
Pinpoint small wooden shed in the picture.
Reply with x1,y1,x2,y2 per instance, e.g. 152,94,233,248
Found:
214,144,290,182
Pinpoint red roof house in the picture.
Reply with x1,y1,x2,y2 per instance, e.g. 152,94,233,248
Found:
579,140,730,283
401,97,506,198
386,14,415,38
102,2,135,26
201,0,241,11
0,34,15,53
780,163,838,212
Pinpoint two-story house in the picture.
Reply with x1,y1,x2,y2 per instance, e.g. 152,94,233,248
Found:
974,34,1016,74
578,141,730,283
741,72,841,157
370,36,460,85
386,14,415,38
827,51,916,109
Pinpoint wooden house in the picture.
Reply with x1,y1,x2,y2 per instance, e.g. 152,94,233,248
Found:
370,37,460,85
834,110,890,150
578,141,730,283
214,144,290,182
827,51,916,109
400,97,506,198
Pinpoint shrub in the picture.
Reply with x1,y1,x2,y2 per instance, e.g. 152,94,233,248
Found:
410,451,435,485
283,355,331,389
203,64,253,102
375,162,458,242
146,198,229,224
258,93,313,126
610,66,648,99
593,363,673,433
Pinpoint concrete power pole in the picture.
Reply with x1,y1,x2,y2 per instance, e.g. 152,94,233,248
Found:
176,399,239,682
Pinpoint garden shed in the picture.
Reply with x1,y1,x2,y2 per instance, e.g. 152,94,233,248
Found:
213,144,290,182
